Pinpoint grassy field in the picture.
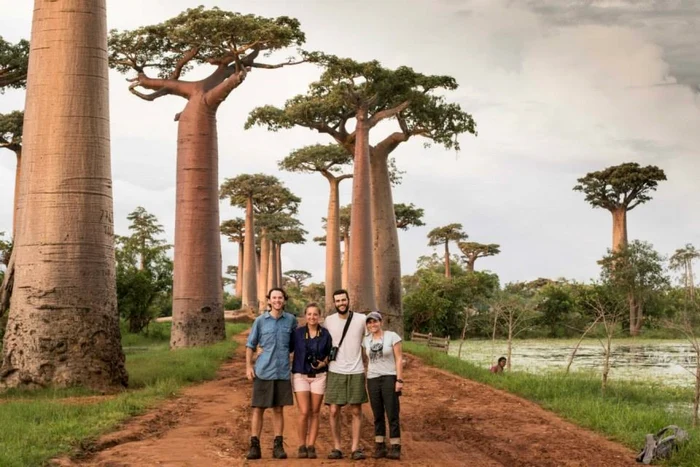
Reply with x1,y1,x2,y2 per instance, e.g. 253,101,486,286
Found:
405,341,700,466
0,322,248,467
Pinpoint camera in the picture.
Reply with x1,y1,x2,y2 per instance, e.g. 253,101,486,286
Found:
306,353,319,378
329,346,338,362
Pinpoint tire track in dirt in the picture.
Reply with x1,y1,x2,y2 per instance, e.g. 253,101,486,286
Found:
52,332,637,466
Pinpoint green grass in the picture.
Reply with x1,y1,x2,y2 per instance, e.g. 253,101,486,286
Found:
405,342,700,466
0,323,248,467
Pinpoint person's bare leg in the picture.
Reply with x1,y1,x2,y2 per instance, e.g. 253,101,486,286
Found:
350,404,362,452
308,392,324,446
272,406,284,436
295,392,311,445
251,407,265,438
329,404,342,450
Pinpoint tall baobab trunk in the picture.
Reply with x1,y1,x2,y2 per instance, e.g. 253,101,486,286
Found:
170,94,225,348
369,149,403,335
242,197,257,310
444,242,452,278
466,255,476,273
276,243,283,287
268,242,277,290
236,242,244,297
348,109,377,312
257,234,270,312
611,208,628,253
342,233,350,290
324,178,342,313
0,0,127,390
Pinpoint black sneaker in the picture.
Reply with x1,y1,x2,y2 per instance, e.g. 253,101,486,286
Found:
272,436,287,459
307,446,317,459
373,442,387,458
297,445,308,459
386,444,401,460
246,436,261,460
328,449,343,459
351,449,366,460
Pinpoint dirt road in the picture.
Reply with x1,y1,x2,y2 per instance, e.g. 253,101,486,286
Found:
54,333,636,466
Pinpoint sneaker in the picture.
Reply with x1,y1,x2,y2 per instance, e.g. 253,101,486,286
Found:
373,442,387,459
307,446,317,459
328,449,343,459
297,445,308,459
272,436,287,459
386,444,401,460
351,449,366,460
246,436,261,460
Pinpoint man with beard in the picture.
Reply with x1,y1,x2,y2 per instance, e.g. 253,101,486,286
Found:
245,287,297,460
323,289,368,460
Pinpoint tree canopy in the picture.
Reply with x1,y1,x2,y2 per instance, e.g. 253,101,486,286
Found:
220,217,245,243
394,203,425,230
220,173,300,214
284,269,311,288
0,110,23,152
280,143,352,177
573,162,667,212
427,223,467,247
458,242,501,261
0,36,29,91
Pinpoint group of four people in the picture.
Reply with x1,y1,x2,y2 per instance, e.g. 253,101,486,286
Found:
245,287,404,461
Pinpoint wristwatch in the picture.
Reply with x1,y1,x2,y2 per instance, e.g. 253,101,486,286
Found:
396,379,404,383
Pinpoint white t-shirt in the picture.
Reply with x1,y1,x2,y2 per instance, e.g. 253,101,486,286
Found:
363,330,402,379
323,311,367,375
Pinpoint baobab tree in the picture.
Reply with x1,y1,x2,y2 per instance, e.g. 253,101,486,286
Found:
458,242,501,273
269,222,307,288
670,244,699,301
0,111,23,237
280,143,351,312
220,218,245,297
284,270,311,288
394,203,425,230
427,224,468,279
573,162,666,253
0,36,29,90
248,54,475,331
109,7,305,347
1,0,127,390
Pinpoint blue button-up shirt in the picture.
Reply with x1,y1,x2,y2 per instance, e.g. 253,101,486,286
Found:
246,311,297,380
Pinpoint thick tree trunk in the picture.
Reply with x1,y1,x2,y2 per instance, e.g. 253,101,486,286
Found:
257,233,270,312
169,95,225,348
0,0,127,390
235,242,244,297
444,242,451,278
369,149,403,335
466,257,476,273
268,242,277,290
12,149,21,238
276,243,283,287
348,111,377,313
611,207,628,253
324,178,342,314
342,234,350,291
241,197,257,310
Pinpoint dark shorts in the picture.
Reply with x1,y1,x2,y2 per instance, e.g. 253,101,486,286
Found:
251,378,294,408
324,372,368,406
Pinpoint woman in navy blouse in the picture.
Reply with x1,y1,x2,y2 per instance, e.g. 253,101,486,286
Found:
291,303,332,459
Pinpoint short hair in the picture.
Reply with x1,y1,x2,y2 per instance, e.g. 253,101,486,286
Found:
304,302,321,314
267,287,288,301
498,356,507,364
332,289,349,300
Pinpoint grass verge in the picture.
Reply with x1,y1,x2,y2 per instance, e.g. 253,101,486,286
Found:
404,341,700,466
0,322,248,467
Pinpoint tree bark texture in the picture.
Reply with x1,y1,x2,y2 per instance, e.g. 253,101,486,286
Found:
369,149,403,335
342,234,350,291
611,208,628,253
0,0,127,390
236,242,244,297
257,234,270,312
324,178,342,314
267,242,276,292
276,243,282,287
169,96,225,348
348,112,377,313
241,197,257,310
466,256,476,273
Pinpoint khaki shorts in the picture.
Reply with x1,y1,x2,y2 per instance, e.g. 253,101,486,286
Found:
292,372,327,395
324,371,368,406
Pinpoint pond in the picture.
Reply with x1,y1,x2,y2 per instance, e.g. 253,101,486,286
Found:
450,339,699,387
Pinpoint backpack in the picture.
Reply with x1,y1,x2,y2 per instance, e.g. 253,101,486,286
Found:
636,425,689,464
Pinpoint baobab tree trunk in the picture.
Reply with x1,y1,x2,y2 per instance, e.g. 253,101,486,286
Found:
241,197,257,310
276,243,283,287
324,178,342,314
466,256,476,273
0,0,127,390
348,110,377,313
236,242,244,297
444,242,451,279
268,242,277,290
169,94,225,348
611,207,628,253
342,234,350,290
369,150,403,335
257,233,270,312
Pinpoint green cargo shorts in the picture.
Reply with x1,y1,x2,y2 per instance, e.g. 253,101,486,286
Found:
324,371,368,406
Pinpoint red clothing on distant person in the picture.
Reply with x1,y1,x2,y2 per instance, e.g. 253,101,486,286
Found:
490,364,503,373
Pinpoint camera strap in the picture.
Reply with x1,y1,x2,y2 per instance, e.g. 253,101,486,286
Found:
336,311,354,350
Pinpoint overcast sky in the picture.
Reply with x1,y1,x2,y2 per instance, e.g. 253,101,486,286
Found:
1,0,699,287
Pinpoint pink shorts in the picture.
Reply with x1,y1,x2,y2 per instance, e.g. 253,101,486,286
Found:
292,372,327,395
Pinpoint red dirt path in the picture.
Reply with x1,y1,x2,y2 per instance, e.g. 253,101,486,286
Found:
53,332,636,466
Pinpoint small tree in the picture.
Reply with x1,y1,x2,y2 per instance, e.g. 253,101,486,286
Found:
458,241,500,273
670,244,699,301
490,292,538,371
284,270,311,289
394,203,425,230
427,223,467,279
0,36,29,90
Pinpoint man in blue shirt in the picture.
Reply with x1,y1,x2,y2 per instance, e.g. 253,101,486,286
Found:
245,287,297,460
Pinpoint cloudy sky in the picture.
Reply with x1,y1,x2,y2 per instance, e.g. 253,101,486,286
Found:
1,0,699,287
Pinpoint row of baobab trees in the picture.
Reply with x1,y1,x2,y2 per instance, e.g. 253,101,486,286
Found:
0,2,477,391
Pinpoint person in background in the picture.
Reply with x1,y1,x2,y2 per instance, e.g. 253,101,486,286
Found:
490,356,507,374
363,311,403,460
291,303,332,459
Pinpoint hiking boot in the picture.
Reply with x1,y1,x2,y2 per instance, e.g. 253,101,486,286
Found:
307,445,317,459
351,449,366,460
246,436,261,460
297,445,308,458
328,449,343,459
373,442,387,458
386,444,401,460
272,436,287,459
